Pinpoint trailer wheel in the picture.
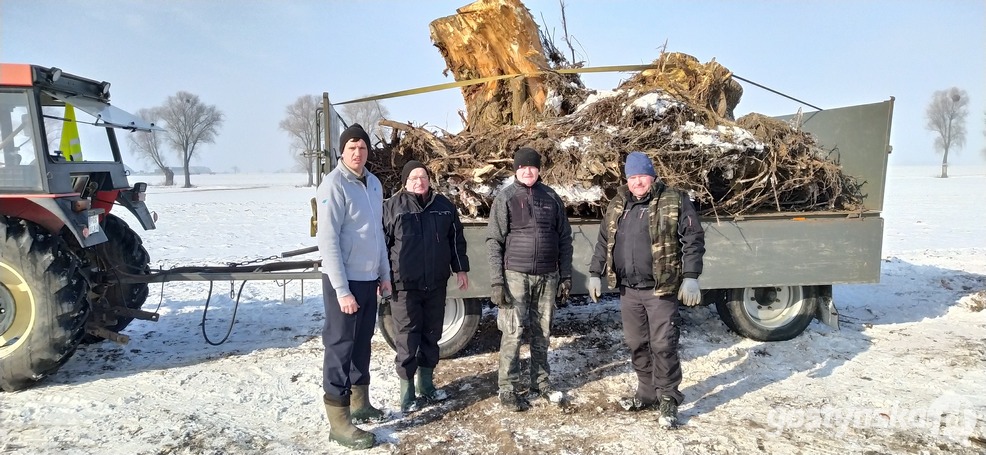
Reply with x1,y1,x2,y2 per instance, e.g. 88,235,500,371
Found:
82,214,150,343
716,285,817,341
0,216,88,392
378,297,481,359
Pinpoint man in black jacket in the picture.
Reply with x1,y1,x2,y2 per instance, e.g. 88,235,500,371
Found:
384,160,469,414
587,151,705,429
487,147,573,411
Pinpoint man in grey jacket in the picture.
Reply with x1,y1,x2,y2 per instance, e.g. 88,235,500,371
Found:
316,123,391,450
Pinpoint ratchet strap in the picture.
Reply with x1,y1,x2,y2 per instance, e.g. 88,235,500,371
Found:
334,64,661,105
334,64,822,111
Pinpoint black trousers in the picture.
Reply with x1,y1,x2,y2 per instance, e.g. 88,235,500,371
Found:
619,287,684,405
391,287,446,380
321,277,378,404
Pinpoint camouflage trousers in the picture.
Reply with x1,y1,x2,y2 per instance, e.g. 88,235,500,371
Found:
497,270,558,394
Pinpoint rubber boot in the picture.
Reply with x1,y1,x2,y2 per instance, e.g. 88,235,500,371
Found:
350,384,386,424
400,378,420,413
323,395,375,450
417,367,448,402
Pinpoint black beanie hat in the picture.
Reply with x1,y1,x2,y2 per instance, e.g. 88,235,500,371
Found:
401,160,427,186
513,147,541,171
339,123,371,152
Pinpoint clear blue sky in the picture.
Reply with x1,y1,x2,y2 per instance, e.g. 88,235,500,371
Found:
2,0,983,172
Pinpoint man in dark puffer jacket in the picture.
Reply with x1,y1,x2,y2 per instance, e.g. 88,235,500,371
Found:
384,161,469,414
487,147,573,411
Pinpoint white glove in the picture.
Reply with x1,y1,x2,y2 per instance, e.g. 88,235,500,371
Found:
677,277,701,307
587,276,602,303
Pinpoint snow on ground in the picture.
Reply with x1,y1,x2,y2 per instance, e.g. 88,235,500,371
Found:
1,166,985,454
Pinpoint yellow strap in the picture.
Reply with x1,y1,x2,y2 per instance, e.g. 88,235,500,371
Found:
334,63,662,105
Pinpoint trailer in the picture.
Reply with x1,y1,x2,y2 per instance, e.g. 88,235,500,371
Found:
365,97,895,357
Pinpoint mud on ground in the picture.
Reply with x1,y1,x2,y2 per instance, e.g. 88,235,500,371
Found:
368,300,985,455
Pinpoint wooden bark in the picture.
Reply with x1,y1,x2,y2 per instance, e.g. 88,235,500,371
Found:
429,0,554,131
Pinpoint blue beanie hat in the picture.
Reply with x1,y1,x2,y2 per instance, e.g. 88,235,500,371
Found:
624,151,656,178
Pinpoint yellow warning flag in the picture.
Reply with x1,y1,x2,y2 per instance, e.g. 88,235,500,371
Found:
59,104,83,161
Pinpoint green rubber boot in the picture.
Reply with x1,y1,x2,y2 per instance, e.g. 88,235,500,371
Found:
417,367,448,402
323,395,375,450
350,384,386,424
400,378,420,413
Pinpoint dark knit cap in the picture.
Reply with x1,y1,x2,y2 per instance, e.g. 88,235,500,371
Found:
339,123,371,152
401,160,427,186
625,151,656,178
513,147,542,171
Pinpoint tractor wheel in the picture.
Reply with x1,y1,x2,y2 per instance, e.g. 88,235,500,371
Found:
82,214,151,343
378,297,481,359
0,216,88,392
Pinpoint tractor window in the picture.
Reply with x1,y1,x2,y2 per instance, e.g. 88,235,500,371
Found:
41,104,115,163
0,91,43,190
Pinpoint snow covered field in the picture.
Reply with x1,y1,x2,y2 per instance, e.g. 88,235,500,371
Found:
1,165,984,454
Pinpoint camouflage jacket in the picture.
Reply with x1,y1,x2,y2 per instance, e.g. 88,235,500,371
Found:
589,182,705,296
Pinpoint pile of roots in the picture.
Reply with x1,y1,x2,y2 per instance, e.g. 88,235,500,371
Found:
368,51,864,219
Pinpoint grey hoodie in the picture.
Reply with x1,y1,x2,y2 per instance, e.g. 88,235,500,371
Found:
316,162,389,298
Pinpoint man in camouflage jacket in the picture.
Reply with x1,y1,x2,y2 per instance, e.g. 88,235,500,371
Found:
587,151,705,429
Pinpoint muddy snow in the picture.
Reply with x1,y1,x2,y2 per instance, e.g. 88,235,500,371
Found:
1,165,984,454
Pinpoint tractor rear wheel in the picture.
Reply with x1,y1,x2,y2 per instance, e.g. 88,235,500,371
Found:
0,216,88,392
82,214,150,342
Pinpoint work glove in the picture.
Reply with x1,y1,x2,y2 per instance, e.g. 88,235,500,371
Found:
491,284,508,308
677,277,702,307
587,276,602,303
556,278,572,305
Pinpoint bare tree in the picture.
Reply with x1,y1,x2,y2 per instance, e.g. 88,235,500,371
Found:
278,95,320,187
127,108,174,185
158,91,224,187
925,87,968,178
341,100,390,145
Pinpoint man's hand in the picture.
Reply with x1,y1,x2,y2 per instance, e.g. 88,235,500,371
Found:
490,285,507,307
677,277,701,307
378,280,392,298
339,294,359,314
557,278,572,304
456,272,470,291
587,276,602,303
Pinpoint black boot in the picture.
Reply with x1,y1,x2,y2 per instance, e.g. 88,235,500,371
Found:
657,395,679,429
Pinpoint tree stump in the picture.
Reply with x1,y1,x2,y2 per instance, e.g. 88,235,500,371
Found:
429,0,555,131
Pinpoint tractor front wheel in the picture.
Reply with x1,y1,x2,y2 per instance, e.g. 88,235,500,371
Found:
82,214,150,342
0,216,88,392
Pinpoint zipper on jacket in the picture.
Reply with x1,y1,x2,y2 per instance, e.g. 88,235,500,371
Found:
529,186,538,273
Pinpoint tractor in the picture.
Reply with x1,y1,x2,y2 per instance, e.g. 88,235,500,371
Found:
0,63,158,392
